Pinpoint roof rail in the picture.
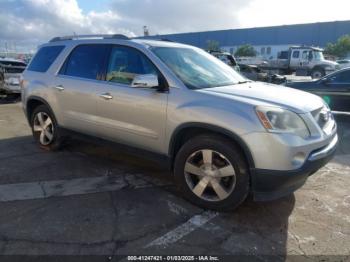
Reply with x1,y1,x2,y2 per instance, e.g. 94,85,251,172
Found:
49,34,129,42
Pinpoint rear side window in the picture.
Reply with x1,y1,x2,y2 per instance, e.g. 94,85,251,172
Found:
61,45,109,80
27,46,64,72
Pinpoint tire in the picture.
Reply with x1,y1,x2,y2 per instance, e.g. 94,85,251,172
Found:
311,68,325,79
30,104,63,151
174,135,250,211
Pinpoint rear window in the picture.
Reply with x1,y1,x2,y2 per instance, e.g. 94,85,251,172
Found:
27,46,64,72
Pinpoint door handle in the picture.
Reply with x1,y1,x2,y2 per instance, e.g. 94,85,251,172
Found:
99,93,113,100
54,85,65,91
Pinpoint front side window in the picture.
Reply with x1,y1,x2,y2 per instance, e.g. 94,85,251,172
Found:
292,51,299,58
62,45,109,80
313,51,324,61
28,45,64,72
106,46,158,85
151,47,246,89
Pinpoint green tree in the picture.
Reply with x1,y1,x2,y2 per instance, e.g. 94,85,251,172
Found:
206,40,221,51
234,44,257,57
324,35,350,58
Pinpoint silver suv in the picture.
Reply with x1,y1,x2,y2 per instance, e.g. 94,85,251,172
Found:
21,35,338,210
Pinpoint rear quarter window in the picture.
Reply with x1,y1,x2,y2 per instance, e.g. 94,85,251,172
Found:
27,45,64,72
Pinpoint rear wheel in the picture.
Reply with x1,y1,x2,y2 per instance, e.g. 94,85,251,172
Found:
31,105,63,150
174,135,250,211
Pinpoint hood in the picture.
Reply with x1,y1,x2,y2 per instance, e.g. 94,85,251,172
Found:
322,60,339,68
285,80,319,88
198,82,324,113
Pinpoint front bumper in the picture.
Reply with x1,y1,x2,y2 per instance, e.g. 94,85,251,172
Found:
251,134,338,201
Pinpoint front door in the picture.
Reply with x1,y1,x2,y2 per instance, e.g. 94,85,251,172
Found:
96,45,168,153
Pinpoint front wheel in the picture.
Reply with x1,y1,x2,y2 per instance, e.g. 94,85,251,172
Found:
311,68,325,79
174,135,250,211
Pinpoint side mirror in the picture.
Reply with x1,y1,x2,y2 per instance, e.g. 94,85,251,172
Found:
131,74,159,89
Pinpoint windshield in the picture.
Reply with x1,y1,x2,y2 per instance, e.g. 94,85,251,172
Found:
313,51,324,61
151,46,246,89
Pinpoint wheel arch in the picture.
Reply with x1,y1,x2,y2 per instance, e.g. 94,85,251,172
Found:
26,96,57,124
311,65,325,71
169,123,255,169
311,65,326,74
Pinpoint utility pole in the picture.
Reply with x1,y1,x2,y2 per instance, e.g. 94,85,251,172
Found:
5,42,8,57
143,26,149,37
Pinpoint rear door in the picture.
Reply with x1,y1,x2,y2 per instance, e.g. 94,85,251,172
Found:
95,45,168,153
300,50,311,69
54,44,109,135
289,49,301,69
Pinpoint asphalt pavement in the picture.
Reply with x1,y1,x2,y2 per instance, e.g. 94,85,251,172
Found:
0,102,349,260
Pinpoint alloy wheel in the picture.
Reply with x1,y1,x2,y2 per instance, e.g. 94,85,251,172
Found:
33,112,54,146
184,149,236,202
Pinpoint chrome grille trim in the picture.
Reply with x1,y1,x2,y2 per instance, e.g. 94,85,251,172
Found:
311,106,333,131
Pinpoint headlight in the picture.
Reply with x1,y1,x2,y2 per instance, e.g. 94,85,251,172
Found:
256,106,310,138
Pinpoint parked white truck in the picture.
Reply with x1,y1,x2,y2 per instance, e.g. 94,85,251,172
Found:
263,46,339,79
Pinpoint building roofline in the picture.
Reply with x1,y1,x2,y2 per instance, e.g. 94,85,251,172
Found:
147,20,350,38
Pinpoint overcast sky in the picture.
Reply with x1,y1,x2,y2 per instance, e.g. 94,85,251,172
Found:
0,0,349,52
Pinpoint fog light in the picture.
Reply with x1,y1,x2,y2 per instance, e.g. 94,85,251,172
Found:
292,152,306,168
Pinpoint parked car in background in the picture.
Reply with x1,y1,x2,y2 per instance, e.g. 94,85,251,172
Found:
22,35,337,211
210,54,286,84
336,59,350,69
286,68,350,112
209,51,240,72
0,58,26,100
238,64,266,81
239,64,286,84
